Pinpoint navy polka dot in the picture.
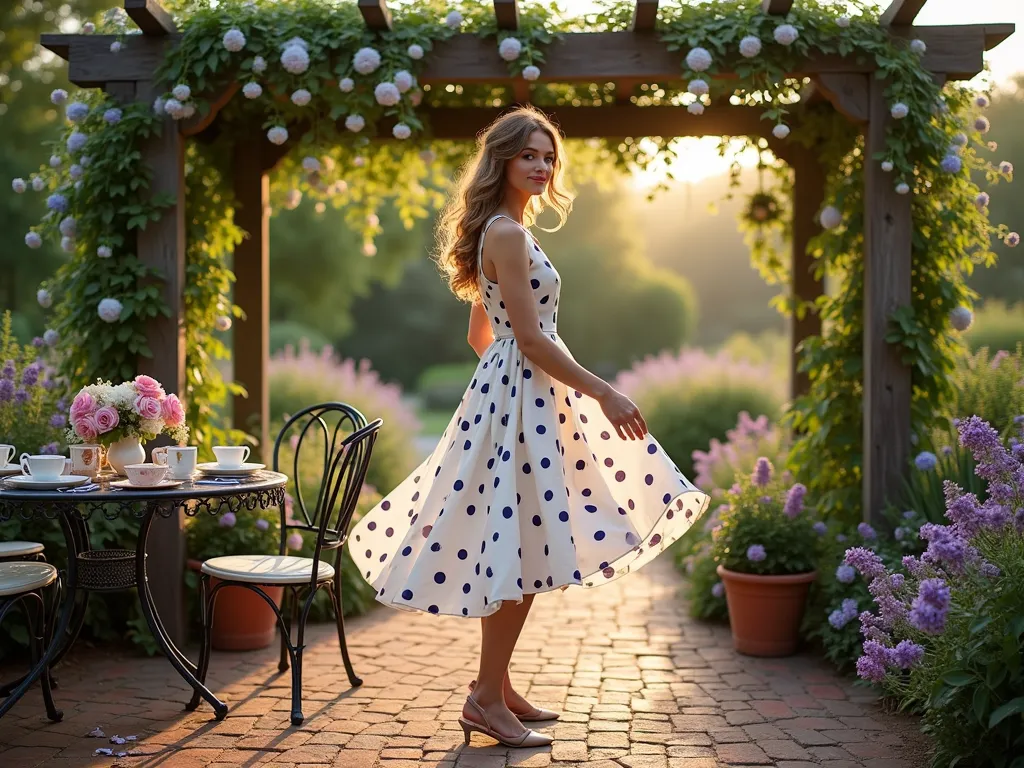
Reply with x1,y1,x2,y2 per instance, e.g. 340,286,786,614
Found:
595,531,606,541
434,572,446,584
458,549,468,559
463,583,471,594
428,605,439,614
402,589,414,600
503,506,513,519
559,511,569,522
532,514,542,526
402,546,412,556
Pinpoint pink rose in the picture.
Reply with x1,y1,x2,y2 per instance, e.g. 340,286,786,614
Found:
74,414,99,442
133,374,165,400
161,393,185,427
94,405,120,433
134,395,162,420
70,391,96,420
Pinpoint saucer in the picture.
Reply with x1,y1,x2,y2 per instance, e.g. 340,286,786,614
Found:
196,462,265,476
0,464,23,477
110,479,186,490
6,474,91,490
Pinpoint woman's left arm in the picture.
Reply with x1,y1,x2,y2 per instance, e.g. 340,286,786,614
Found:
467,301,494,358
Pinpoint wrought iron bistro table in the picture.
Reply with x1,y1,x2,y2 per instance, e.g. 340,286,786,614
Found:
0,471,287,719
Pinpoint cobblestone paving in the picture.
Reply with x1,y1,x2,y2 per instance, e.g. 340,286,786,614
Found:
0,558,928,768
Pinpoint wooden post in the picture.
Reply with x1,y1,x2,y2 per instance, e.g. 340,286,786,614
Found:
789,147,826,400
863,79,913,524
232,138,271,461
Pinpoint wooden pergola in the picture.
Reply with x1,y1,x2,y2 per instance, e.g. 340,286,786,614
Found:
41,0,1013,639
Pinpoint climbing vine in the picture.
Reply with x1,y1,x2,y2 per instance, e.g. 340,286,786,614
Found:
14,0,1015,499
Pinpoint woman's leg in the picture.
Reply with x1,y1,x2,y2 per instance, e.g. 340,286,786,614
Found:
469,595,539,712
464,594,536,737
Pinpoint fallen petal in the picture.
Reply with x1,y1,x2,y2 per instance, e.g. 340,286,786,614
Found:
87,727,106,738
94,748,113,756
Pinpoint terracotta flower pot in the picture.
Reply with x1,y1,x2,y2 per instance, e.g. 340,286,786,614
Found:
187,559,283,651
717,565,817,657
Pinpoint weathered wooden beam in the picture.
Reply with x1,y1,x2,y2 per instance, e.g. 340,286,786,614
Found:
863,77,913,525
124,0,177,35
510,80,531,104
494,0,519,30
983,23,1015,50
761,0,794,14
879,0,928,27
232,137,271,461
813,74,869,124
40,33,70,60
632,0,659,31
789,146,826,399
357,0,391,32
180,81,239,136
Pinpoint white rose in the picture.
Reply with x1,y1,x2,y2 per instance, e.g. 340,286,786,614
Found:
291,88,311,106
687,79,709,96
522,66,540,82
32,177,44,191
267,126,289,145
243,82,262,99
302,156,321,173
685,47,712,72
353,47,382,75
172,84,191,101
180,103,195,119
407,44,424,60
282,36,308,50
881,160,894,172
819,205,842,229
445,10,463,29
362,242,377,257
974,192,990,210
223,28,246,52
60,236,75,253
339,77,355,93
110,41,122,53
392,123,411,140
98,298,123,323
97,245,113,258
49,155,61,168
772,124,790,139
739,35,761,58
59,216,77,236
909,39,926,55
252,56,267,74
687,101,705,115
82,21,95,33
215,315,232,332
37,288,52,308
153,97,165,116
895,182,910,195
891,102,909,120
976,95,990,108
281,44,310,75
774,24,799,46
345,114,365,133
837,16,851,28
409,89,423,106
43,329,59,346
949,306,973,331
50,89,68,105
69,164,83,179
12,178,26,194
394,70,414,93
163,98,185,119
499,37,522,62
25,232,42,249
375,82,401,107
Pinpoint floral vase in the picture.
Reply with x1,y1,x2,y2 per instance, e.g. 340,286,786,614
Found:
106,437,145,475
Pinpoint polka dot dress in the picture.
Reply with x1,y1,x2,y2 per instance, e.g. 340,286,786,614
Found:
349,214,710,618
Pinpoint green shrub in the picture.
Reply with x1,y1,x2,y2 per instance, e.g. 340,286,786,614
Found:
679,536,729,621
270,320,332,356
943,345,1024,437
416,361,479,411
965,301,1024,353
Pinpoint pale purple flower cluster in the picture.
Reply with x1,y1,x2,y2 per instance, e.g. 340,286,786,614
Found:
843,546,887,579
752,457,773,487
21,362,41,386
813,521,827,535
711,582,725,598
909,578,950,635
980,562,1001,578
49,413,67,428
746,544,766,562
255,518,270,531
219,511,237,528
14,388,29,405
959,415,1017,481
1,360,15,378
920,523,978,571
857,522,876,540
828,598,859,629
856,640,890,682
835,564,856,584
889,639,925,669
868,576,908,628
39,442,60,455
0,379,13,402
692,411,786,490
914,451,937,471
902,555,927,577
783,483,806,518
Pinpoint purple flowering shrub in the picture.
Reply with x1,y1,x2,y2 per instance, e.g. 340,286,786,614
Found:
710,457,819,576
846,416,1024,766
896,438,988,528
691,411,789,499
0,311,67,456
184,506,282,563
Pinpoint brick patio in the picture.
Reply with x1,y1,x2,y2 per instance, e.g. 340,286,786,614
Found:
0,557,928,768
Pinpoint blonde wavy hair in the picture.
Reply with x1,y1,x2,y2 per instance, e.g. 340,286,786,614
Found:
434,105,574,303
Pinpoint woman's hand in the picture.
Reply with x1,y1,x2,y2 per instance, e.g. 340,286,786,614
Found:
597,386,648,440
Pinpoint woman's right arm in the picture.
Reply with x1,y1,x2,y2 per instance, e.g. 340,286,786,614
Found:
484,222,648,440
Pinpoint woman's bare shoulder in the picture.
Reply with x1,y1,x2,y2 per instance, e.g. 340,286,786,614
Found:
482,218,527,261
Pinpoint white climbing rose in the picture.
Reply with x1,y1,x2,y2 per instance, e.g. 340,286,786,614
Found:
223,28,246,52
445,10,463,29
97,298,123,323
11,178,26,194
215,315,232,332
392,123,412,140
163,98,185,119
774,24,799,46
110,41,122,53
739,36,761,58
291,88,311,106
522,66,540,81
499,37,522,62
773,124,790,139
339,77,355,93
687,101,705,116
909,39,926,55
59,216,77,236
281,44,310,75
60,236,75,253
302,156,321,173
353,47,382,75
267,126,289,145
153,97,166,116
37,288,52,308
180,103,196,119
881,160,894,172
895,182,910,195
949,306,973,331
32,177,45,191
408,44,424,60
172,84,191,101
837,16,851,28
345,114,365,133
394,70,414,93
243,82,262,99
687,79,709,97
82,21,95,33
25,232,42,249
685,47,712,72
819,206,843,229
50,89,68,105
97,245,112,258
374,82,401,107
890,102,909,119
974,192,989,210
252,56,267,74
69,164,83,179
49,156,61,168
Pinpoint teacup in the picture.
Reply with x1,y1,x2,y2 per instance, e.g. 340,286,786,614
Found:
70,444,104,478
153,446,197,480
123,463,169,487
213,445,250,469
20,453,67,481
0,444,15,467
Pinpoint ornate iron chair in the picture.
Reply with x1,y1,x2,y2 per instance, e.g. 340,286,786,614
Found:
0,561,62,721
188,404,379,725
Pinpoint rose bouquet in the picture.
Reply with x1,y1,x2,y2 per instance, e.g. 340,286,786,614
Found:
65,375,188,447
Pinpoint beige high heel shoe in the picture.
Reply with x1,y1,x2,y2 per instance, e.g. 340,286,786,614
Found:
459,694,554,748
468,679,561,722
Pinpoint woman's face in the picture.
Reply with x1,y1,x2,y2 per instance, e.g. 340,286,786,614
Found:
505,129,555,197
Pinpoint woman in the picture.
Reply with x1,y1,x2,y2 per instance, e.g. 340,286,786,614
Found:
349,105,709,748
